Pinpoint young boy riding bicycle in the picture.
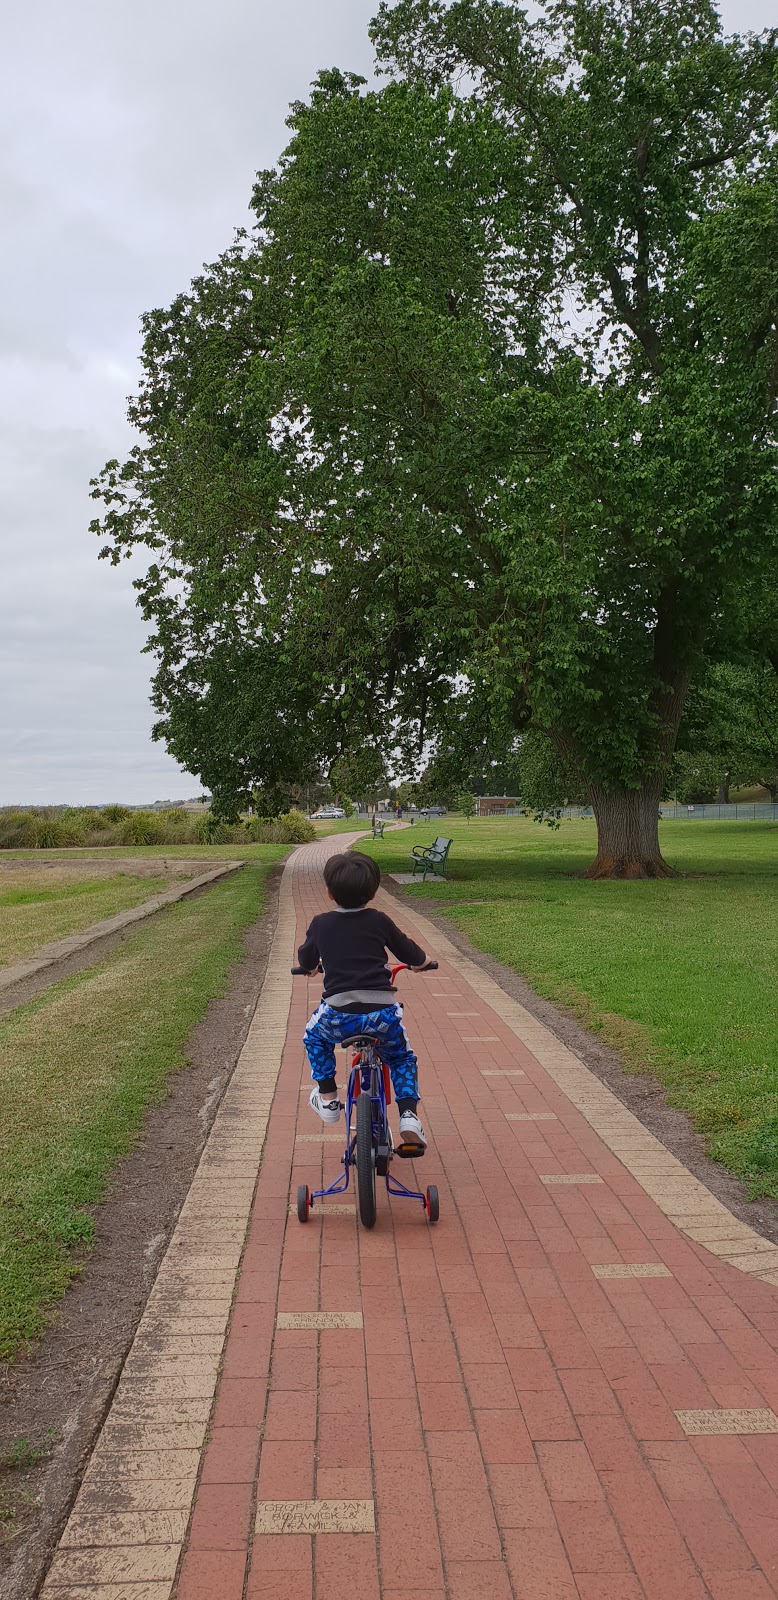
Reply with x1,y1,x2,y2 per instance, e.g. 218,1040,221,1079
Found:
297,852,430,1150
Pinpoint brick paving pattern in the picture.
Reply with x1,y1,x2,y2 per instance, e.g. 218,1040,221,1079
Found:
42,835,778,1598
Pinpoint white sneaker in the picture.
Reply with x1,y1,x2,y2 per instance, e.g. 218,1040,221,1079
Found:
309,1088,340,1124
398,1110,427,1150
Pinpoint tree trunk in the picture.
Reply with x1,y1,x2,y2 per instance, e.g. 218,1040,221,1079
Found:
586,781,675,879
716,779,729,804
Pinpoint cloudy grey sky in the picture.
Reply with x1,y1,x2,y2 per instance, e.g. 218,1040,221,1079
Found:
0,1,772,805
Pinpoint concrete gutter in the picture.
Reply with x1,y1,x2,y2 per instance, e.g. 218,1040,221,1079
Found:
0,861,245,998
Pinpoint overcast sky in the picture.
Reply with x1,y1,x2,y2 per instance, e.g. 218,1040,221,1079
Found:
0,1,772,805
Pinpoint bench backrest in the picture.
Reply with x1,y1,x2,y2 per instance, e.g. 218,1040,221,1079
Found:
430,836,452,857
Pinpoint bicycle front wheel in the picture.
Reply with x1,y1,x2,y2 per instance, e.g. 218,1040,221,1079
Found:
356,1090,377,1229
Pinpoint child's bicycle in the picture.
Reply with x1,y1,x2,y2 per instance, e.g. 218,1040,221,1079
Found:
291,962,440,1229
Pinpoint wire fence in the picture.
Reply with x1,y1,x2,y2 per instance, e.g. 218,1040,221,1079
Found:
554,802,778,822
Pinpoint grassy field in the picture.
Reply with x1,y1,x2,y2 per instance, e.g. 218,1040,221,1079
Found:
0,854,284,1360
311,817,372,834
364,818,778,1198
0,870,183,969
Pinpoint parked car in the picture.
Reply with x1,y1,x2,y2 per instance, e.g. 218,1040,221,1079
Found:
420,805,447,818
310,806,345,820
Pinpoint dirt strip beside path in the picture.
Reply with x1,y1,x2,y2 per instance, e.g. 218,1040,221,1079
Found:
38,837,778,1599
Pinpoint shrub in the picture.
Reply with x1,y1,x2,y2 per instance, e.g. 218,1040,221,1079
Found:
102,804,132,824
245,810,316,845
159,808,189,827
0,810,40,849
81,808,113,832
118,811,164,846
278,809,316,843
0,809,84,849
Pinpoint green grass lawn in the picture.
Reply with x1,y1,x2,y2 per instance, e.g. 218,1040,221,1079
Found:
0,871,180,969
311,817,372,834
364,818,778,1198
0,856,284,1360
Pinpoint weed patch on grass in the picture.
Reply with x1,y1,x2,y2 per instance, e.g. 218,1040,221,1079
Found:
0,1434,55,1540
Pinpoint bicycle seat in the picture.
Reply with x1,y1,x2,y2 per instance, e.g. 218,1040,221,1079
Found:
340,1034,377,1049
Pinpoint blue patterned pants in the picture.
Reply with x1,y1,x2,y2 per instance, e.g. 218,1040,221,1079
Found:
304,1003,419,1104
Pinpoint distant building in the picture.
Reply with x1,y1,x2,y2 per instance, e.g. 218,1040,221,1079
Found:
475,796,519,816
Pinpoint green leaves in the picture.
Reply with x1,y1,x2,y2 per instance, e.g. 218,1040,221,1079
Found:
92,0,778,839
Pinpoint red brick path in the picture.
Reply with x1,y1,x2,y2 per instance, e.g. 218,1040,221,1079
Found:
175,842,778,1600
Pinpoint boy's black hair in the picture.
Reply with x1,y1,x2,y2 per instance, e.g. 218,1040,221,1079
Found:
324,851,381,909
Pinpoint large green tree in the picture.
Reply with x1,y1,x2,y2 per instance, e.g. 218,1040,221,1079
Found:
94,0,778,873
674,659,778,802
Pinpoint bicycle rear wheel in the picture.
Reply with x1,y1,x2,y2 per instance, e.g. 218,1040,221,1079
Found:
356,1090,377,1229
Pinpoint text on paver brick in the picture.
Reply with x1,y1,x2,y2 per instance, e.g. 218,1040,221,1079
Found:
541,1173,603,1184
255,1499,376,1534
506,1113,558,1121
275,1311,363,1329
295,1132,344,1141
675,1409,778,1435
592,1263,672,1278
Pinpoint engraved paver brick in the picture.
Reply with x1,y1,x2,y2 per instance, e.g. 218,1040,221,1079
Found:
254,1498,375,1534
592,1264,672,1279
676,1409,778,1435
276,1312,363,1329
294,1133,343,1142
541,1173,604,1185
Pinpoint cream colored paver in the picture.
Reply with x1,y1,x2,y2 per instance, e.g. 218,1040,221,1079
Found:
295,1133,344,1142
40,837,371,1599
276,1311,363,1329
255,1499,375,1534
43,1586,172,1599
481,1069,526,1077
44,1585,172,1599
46,1547,179,1585
390,895,778,1284
541,1173,603,1185
676,1409,778,1436
463,1035,500,1041
83,1450,202,1482
592,1264,672,1279
98,1424,208,1453
506,1112,558,1122
289,1203,356,1216
76,1479,196,1513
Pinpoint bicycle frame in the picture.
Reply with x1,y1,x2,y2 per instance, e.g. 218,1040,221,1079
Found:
307,1040,427,1212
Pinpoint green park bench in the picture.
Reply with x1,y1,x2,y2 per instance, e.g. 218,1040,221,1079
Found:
410,836,452,881
371,818,386,839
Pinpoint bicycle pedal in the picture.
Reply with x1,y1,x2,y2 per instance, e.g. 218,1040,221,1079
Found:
396,1142,425,1159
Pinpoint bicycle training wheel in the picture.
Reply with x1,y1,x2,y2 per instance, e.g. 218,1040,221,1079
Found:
297,1184,310,1223
425,1185,440,1223
356,1091,377,1229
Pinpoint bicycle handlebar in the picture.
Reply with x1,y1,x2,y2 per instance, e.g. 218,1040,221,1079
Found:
290,960,438,976
390,960,438,977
